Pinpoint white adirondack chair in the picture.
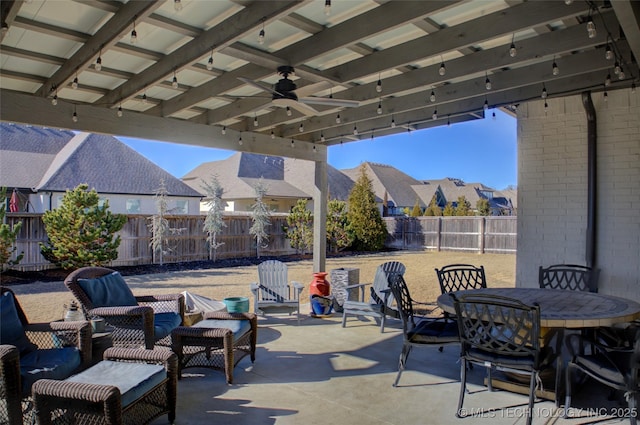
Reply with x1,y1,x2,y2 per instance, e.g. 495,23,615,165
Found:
341,261,406,332
250,260,304,325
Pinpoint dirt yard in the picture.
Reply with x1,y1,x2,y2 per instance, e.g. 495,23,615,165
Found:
6,251,515,323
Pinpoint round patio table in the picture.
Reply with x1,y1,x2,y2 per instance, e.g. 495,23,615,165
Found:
436,287,640,329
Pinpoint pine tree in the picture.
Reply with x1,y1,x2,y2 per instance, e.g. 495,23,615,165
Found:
326,199,353,253
476,198,490,216
443,202,456,216
285,199,313,254
424,195,443,216
40,184,126,269
202,175,226,261
347,166,387,251
250,178,271,258
0,187,23,270
410,199,422,217
455,196,471,216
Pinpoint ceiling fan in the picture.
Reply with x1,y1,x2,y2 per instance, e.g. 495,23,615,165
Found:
238,66,359,116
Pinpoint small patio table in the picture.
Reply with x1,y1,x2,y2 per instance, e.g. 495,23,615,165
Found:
437,287,640,403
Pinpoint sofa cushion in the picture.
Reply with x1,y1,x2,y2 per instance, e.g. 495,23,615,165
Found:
20,347,81,393
0,291,36,355
154,312,182,340
66,360,166,407
78,272,137,307
194,319,252,343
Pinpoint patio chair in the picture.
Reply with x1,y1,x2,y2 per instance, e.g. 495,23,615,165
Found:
0,287,91,425
250,260,304,325
435,264,487,326
388,273,458,387
65,266,185,349
341,261,406,333
538,264,599,292
451,292,555,425
564,328,640,425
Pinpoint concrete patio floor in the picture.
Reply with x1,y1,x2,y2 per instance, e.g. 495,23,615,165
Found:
153,307,629,425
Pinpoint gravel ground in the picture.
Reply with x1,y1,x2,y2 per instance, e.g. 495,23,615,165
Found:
5,251,515,323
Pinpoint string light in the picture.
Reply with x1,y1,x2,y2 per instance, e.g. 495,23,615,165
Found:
604,90,608,101
206,47,214,71
614,62,621,75
258,20,265,45
335,114,341,124
430,90,436,103
238,134,243,145
619,67,625,80
492,111,496,120
270,130,275,139
509,34,517,57
353,125,358,136
72,106,78,123
485,74,492,90
142,93,147,103
130,18,137,44
552,59,559,76
51,85,58,106
320,133,325,142
313,144,317,153
541,84,548,99
291,139,295,148
483,98,489,110
324,0,331,16
172,70,178,89
221,126,226,135
586,14,596,39
254,116,259,127
377,101,382,115
174,0,182,12
391,116,396,128
376,75,382,93
117,104,123,117
439,61,446,76
432,109,437,120
605,72,611,87
72,73,78,89
564,0,573,4
299,122,304,132
544,101,549,114
286,106,292,116
605,44,613,60
95,48,102,71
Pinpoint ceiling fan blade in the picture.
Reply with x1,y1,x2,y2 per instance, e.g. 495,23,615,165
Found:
273,98,319,116
238,77,281,96
299,97,360,108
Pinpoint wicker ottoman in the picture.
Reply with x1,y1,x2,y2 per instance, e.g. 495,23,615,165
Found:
32,347,177,425
171,311,257,384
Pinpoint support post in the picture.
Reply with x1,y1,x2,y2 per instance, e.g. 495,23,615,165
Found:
313,157,327,273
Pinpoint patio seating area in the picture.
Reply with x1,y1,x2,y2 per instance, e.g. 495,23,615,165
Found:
150,307,624,425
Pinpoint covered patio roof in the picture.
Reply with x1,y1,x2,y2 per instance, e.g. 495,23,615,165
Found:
1,0,639,271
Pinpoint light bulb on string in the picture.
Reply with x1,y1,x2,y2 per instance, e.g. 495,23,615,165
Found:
320,133,325,142
391,116,396,128
142,93,147,103
117,104,123,117
564,0,573,4
130,19,137,44
270,130,275,139
254,116,259,127
299,122,304,132
552,60,559,76
291,139,295,148
587,15,596,38
376,74,382,93
485,75,492,90
483,99,489,110
432,109,437,120
95,52,102,72
439,62,446,76
238,134,243,145
313,144,317,153
614,62,621,75
492,112,496,120
72,107,78,123
72,75,78,89
206,47,214,71
619,67,625,80
336,114,341,124
172,70,178,89
544,101,549,114
377,101,382,115
604,91,608,101
430,90,436,102
605,73,611,87
258,20,265,45
174,0,182,12
324,0,331,16
51,94,58,106
605,45,613,60
286,106,292,116
541,85,548,99
221,126,226,135
447,115,451,126
509,34,517,57
353,126,358,136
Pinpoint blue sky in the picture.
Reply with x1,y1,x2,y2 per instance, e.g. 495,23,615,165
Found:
119,108,517,190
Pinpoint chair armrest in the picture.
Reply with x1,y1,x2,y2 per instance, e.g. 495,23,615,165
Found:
24,321,92,368
250,283,260,294
136,293,185,318
292,281,304,292
0,345,22,424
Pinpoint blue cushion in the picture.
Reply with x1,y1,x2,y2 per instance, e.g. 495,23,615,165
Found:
77,272,137,307
20,348,81,394
0,291,36,355
154,312,182,340
193,319,251,343
66,360,166,407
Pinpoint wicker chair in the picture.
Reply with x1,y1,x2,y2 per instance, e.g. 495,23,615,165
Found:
451,293,554,425
341,261,406,333
538,264,599,292
250,260,304,325
388,273,458,387
0,287,91,425
65,266,185,349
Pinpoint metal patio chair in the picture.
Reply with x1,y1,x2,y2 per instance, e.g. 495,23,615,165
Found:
538,264,599,293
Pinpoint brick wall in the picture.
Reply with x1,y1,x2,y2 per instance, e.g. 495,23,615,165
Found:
516,89,640,299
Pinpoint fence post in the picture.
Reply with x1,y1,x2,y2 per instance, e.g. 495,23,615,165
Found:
437,217,442,251
479,217,486,254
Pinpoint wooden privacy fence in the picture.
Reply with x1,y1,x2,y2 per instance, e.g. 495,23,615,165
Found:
4,214,516,271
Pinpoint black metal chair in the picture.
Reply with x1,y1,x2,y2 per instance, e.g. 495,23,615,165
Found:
435,263,487,294
564,329,640,425
388,272,458,387
451,293,554,425
538,264,599,292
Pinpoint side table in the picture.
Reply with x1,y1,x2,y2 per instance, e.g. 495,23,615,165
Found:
91,331,113,365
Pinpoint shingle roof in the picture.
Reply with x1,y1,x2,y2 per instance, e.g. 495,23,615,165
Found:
182,152,310,200
0,123,200,197
341,162,419,207
283,158,355,201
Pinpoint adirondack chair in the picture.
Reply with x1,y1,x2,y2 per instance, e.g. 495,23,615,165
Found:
250,260,304,325
341,261,406,332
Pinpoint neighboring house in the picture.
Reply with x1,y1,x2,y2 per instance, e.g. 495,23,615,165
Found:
283,157,355,203
413,178,516,215
182,152,311,213
0,123,201,214
341,162,418,216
